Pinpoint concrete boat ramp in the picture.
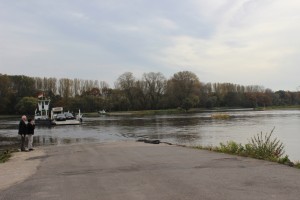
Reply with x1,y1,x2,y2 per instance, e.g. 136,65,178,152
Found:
1,141,300,200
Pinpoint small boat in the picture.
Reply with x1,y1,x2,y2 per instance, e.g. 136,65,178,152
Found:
34,95,82,126
98,110,106,115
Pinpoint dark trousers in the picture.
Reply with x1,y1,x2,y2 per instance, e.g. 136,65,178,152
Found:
20,134,26,151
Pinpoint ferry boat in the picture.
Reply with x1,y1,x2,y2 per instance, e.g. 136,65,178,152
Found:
51,107,83,125
34,95,83,126
34,96,52,125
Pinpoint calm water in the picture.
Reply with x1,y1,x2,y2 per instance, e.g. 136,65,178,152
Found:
1,110,299,161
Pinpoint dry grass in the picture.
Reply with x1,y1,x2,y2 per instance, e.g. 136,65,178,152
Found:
211,113,230,120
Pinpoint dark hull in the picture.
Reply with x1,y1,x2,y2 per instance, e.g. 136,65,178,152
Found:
35,119,54,126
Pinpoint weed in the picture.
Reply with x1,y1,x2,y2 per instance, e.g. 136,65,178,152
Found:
217,141,244,154
248,127,284,160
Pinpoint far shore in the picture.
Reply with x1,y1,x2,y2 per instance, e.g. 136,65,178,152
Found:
0,105,299,118
83,106,300,117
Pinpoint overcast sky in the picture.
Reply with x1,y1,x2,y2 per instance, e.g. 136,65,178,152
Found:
0,0,299,91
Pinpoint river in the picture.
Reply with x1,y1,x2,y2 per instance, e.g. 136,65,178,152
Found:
1,110,299,161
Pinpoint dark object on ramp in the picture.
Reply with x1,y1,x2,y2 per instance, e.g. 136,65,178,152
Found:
137,139,160,144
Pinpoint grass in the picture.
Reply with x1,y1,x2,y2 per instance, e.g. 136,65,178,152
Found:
0,150,14,163
294,162,300,169
0,136,19,164
195,128,298,168
211,113,231,120
0,115,19,119
260,105,300,110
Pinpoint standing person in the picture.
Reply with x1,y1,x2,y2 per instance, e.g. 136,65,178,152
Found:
18,115,27,151
27,118,35,151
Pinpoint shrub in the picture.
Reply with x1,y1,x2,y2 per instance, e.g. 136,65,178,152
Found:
248,127,285,160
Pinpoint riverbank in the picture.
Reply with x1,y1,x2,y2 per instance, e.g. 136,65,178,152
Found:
84,107,254,117
1,141,300,199
261,105,300,110
84,106,300,117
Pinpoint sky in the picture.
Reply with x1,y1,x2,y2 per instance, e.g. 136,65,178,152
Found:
0,0,300,91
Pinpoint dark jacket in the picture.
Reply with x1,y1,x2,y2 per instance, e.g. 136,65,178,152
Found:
27,122,35,135
18,120,27,135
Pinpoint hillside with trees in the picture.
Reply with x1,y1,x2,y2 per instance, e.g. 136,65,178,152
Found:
0,72,299,115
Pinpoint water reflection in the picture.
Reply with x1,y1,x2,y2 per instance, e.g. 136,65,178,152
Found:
33,135,97,146
1,110,300,161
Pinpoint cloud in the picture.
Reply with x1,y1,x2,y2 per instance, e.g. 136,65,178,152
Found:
0,0,299,90
156,0,300,90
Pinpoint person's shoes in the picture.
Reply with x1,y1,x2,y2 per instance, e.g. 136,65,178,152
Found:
29,149,34,151
21,149,28,152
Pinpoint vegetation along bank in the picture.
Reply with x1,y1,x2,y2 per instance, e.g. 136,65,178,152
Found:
1,71,299,115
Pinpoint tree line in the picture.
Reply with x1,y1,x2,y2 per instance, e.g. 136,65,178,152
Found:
0,72,299,115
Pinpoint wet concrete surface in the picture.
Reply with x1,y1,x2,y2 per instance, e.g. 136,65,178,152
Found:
1,142,300,200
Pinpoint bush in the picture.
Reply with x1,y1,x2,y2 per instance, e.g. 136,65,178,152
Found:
248,127,285,160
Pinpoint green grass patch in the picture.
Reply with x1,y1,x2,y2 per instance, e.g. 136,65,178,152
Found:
294,162,300,169
0,115,19,119
195,128,298,168
261,105,300,110
0,149,15,163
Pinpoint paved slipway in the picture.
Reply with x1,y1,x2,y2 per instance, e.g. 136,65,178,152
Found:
1,141,300,200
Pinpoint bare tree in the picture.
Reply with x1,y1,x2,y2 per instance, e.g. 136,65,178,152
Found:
142,72,166,109
34,77,43,91
58,78,74,99
115,72,136,110
47,77,57,95
73,78,81,96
